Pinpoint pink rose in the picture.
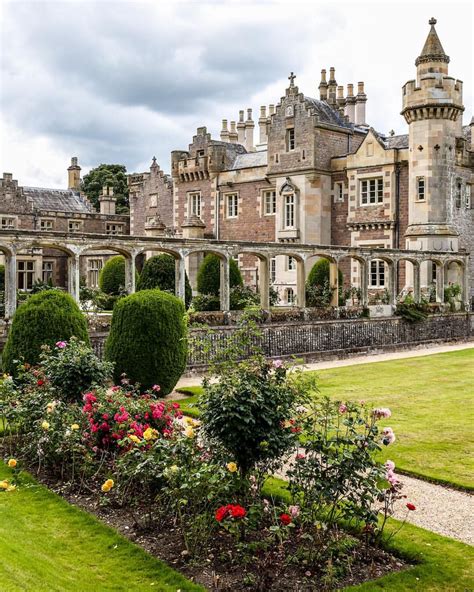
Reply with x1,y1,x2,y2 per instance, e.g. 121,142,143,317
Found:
272,359,283,369
338,403,348,414
55,341,67,349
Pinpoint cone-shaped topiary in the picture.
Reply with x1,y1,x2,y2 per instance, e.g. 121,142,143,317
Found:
99,255,126,295
137,254,192,308
307,258,343,287
2,290,89,375
196,254,243,296
105,289,187,394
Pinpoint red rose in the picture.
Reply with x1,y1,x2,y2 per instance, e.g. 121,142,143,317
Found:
280,513,292,526
406,503,416,511
37,379,44,387
215,505,230,522
230,505,246,519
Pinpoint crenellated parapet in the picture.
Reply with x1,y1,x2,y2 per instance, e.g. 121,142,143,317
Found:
402,75,464,123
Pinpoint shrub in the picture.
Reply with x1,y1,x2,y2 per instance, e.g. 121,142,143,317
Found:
0,264,4,291
137,254,192,308
39,338,113,403
99,256,138,295
201,357,310,476
307,258,343,288
191,293,221,312
2,290,89,375
230,285,260,310
197,254,242,296
105,290,187,394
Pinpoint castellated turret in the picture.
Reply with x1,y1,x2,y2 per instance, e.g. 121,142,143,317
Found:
402,18,465,252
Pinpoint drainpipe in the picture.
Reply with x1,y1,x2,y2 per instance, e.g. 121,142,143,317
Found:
394,163,401,294
215,173,220,240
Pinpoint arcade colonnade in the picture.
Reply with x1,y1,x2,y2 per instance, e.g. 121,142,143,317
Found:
0,230,470,319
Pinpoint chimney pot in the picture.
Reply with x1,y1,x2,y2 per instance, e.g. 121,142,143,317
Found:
239,110,244,123
247,108,253,121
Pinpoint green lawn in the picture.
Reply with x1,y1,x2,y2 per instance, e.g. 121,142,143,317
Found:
0,464,203,592
176,349,474,490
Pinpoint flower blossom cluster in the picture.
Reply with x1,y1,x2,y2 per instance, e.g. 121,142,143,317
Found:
215,504,247,522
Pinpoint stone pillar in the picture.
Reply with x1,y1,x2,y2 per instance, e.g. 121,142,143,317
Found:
389,262,398,304
68,254,80,303
175,256,187,303
462,261,470,310
220,257,230,312
296,258,306,308
360,260,369,307
182,216,206,291
413,264,421,303
4,252,17,319
329,260,339,306
125,255,136,294
258,257,270,309
436,263,444,303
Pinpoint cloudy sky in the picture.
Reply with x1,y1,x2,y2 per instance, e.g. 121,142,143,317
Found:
0,0,472,188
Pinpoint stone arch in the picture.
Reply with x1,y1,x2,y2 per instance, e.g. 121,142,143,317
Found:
184,248,231,311
231,249,270,308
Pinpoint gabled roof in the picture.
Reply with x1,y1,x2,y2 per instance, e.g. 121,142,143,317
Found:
304,97,352,129
23,187,94,213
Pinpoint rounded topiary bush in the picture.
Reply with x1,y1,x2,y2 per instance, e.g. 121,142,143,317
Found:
105,289,187,394
99,255,139,295
137,254,192,308
197,254,242,296
2,290,90,375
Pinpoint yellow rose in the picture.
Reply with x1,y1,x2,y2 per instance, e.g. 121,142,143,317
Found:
170,465,179,473
0,480,9,490
184,426,195,438
226,462,238,473
46,402,56,414
7,459,17,469
41,421,50,430
143,428,158,441
6,485,16,492
71,424,80,431
129,435,141,444
101,479,114,493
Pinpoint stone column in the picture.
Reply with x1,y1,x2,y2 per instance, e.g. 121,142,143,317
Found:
258,257,270,309
413,264,421,303
296,258,306,308
219,257,230,312
4,252,17,319
175,256,187,303
436,263,445,303
124,255,136,294
389,262,398,304
329,260,339,306
462,260,470,311
360,260,369,307
68,254,80,303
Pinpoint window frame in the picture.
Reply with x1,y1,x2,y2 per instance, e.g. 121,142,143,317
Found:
416,176,425,201
68,219,82,233
286,287,295,305
0,216,16,230
287,256,296,271
105,223,124,235
188,192,202,218
87,258,103,289
263,190,276,215
225,192,239,219
39,218,54,231
286,128,295,151
17,260,35,291
334,182,344,202
283,193,295,229
42,260,54,284
369,259,386,288
270,257,277,283
360,178,384,205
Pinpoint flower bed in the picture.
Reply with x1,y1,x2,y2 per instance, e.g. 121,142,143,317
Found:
0,330,416,591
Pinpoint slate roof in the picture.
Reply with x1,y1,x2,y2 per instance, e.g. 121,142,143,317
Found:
232,151,268,170
383,134,409,149
304,97,352,129
23,187,94,213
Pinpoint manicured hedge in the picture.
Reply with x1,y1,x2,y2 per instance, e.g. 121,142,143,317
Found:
307,258,343,287
2,290,89,374
137,254,192,308
99,256,139,295
196,254,242,296
105,289,187,394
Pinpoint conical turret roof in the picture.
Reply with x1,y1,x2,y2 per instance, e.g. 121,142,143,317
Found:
415,18,449,66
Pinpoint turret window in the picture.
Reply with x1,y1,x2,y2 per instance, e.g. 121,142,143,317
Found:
360,178,383,204
284,193,295,228
416,177,425,201
188,192,201,217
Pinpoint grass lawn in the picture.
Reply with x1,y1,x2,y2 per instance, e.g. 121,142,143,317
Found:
175,348,474,490
0,464,203,592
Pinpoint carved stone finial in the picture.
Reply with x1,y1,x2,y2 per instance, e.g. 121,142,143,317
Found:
429,17,437,26
288,72,296,87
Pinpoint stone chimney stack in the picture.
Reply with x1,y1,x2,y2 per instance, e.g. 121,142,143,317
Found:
229,120,238,143
269,104,275,116
67,156,81,191
318,69,328,101
237,110,246,144
220,119,230,142
258,106,268,145
344,84,356,123
355,81,367,125
99,185,116,215
244,108,255,152
337,85,346,115
328,67,337,106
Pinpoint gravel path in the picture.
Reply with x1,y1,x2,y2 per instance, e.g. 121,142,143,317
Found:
393,474,473,545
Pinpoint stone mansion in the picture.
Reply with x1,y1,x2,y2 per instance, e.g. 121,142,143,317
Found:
1,18,473,306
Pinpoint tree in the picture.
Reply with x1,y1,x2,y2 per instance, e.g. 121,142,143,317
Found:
105,290,187,394
306,258,343,288
2,290,89,375
196,254,243,296
137,254,192,308
81,164,129,213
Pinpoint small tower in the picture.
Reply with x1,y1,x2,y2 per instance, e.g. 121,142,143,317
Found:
402,17,464,254
67,157,81,191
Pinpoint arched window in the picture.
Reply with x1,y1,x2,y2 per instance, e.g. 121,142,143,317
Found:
284,194,295,228
286,287,295,305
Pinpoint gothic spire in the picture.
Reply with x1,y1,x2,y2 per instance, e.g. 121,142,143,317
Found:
415,17,449,67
